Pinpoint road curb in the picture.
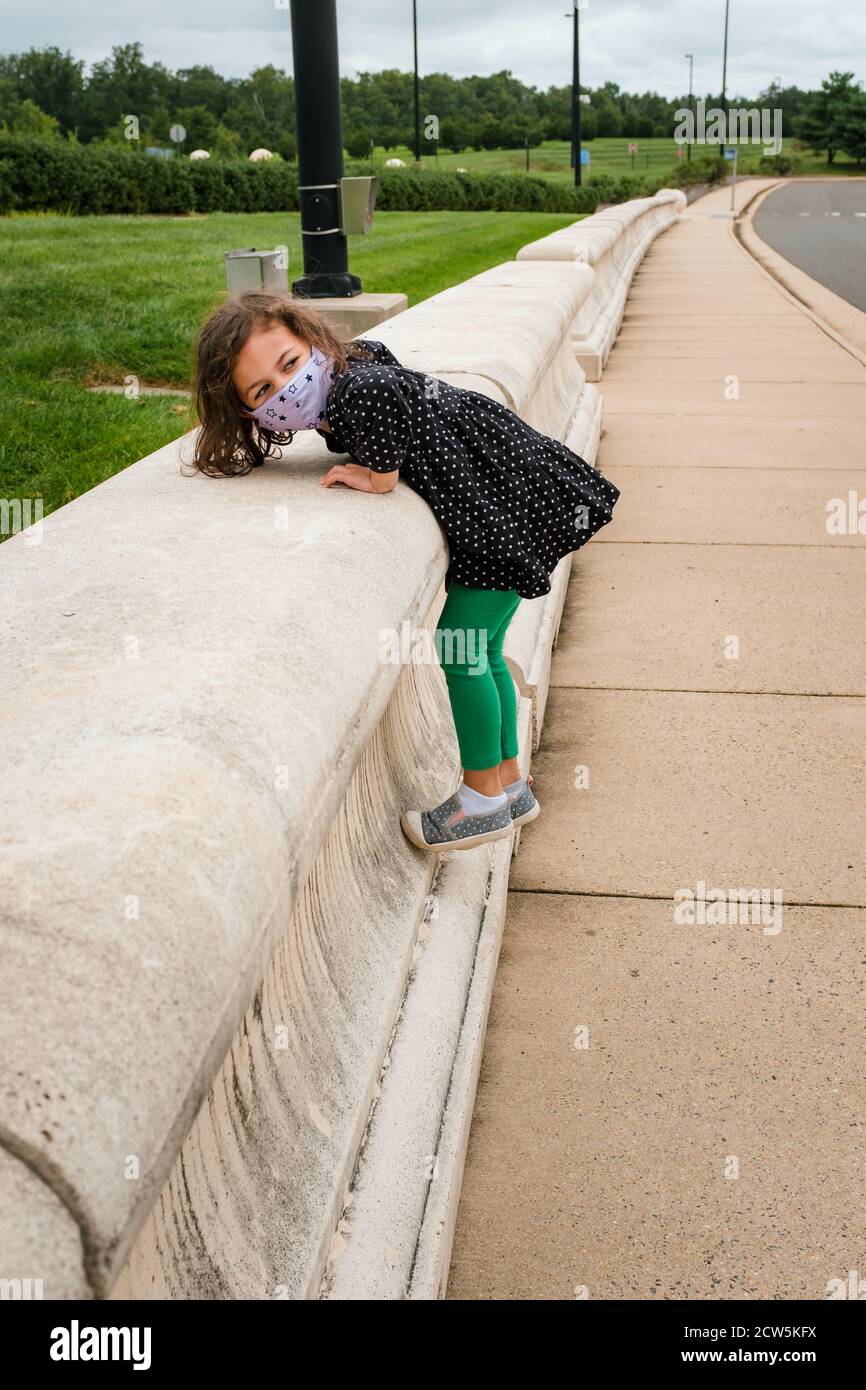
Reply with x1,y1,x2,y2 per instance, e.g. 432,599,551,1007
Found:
731,179,866,367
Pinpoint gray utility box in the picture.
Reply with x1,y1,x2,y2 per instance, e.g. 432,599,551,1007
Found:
225,248,289,296
339,176,379,235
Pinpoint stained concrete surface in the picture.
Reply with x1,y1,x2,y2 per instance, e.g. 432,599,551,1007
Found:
448,182,866,1300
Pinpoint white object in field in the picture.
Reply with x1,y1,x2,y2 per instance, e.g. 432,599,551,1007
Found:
249,148,273,161
189,149,210,160
383,157,405,167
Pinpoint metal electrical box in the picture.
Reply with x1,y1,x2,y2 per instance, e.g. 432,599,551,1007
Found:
224,248,289,296
338,176,379,235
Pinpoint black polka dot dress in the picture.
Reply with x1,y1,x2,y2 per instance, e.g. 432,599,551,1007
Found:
317,338,620,600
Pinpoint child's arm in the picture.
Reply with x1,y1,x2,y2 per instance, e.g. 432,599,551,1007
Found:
320,462,398,493
319,369,412,495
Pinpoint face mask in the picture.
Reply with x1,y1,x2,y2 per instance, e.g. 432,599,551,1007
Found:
244,347,337,432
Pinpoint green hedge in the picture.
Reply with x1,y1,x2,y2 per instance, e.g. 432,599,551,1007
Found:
0,136,600,216
371,166,599,214
0,136,726,218
758,152,803,175
0,137,300,215
587,154,729,204
666,153,729,188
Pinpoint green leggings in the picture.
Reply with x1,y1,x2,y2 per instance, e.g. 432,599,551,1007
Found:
436,580,522,771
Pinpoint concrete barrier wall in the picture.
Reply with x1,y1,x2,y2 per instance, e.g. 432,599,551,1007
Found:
517,187,687,380
0,192,682,1301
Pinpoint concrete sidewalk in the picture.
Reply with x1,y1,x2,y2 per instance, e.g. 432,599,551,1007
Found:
447,182,866,1300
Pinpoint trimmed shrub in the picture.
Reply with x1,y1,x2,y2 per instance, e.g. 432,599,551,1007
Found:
665,153,729,188
0,137,298,215
758,152,803,175
0,137,599,217
370,166,599,214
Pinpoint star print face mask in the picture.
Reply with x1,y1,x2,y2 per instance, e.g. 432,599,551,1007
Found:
244,347,337,432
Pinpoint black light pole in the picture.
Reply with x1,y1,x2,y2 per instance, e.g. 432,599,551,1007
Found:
413,1,421,164
290,0,361,297
720,0,730,148
685,52,694,160
569,4,582,186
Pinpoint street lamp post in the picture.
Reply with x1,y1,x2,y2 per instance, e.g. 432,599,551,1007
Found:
720,0,730,146
413,0,421,165
566,4,582,186
290,0,361,297
685,53,694,161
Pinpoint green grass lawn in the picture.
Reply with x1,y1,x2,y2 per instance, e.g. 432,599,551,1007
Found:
367,136,865,181
410,137,690,179
0,208,583,524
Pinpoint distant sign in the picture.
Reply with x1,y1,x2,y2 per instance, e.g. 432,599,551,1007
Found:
628,142,638,154
723,147,737,160
580,148,590,166
169,124,187,145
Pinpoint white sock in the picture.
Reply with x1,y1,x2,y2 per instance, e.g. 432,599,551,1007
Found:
503,776,526,797
457,781,507,816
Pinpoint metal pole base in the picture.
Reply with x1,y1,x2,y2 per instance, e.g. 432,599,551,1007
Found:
291,272,363,298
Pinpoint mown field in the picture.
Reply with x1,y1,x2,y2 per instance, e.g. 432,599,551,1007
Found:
368,136,864,180
0,208,584,522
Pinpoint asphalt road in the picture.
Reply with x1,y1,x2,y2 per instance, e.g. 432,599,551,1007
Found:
753,179,866,311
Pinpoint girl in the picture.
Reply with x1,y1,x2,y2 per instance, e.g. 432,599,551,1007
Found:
191,292,620,853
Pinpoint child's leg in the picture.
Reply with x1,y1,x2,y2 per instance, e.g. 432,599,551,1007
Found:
485,592,522,779
436,581,521,794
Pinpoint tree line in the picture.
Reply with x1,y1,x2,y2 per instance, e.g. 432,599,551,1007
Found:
0,43,864,164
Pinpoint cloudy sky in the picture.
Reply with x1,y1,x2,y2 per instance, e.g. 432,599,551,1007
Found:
3,0,865,97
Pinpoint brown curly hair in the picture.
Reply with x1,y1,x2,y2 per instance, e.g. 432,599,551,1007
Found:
187,292,376,477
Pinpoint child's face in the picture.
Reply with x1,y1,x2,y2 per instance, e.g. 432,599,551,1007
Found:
233,323,312,414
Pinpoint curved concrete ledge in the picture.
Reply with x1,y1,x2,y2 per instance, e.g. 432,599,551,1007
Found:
516,187,687,379
0,195,677,1300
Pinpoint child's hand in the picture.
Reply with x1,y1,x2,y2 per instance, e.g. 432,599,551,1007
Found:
320,462,376,491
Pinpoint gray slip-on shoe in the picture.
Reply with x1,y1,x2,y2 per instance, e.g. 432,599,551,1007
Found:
506,772,541,827
400,791,514,853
